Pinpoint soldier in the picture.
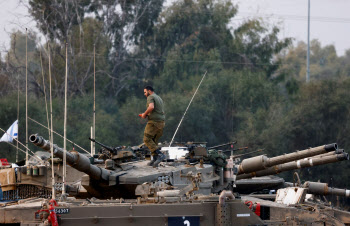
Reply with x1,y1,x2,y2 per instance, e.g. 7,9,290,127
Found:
140,86,166,167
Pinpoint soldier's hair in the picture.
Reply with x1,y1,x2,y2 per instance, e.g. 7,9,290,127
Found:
144,86,154,91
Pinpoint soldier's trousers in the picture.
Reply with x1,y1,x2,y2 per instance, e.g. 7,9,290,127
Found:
143,121,165,155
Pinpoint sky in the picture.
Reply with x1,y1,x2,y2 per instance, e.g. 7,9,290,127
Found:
236,0,350,56
0,0,349,56
0,1,36,53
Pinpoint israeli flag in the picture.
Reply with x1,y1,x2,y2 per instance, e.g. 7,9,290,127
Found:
0,120,18,143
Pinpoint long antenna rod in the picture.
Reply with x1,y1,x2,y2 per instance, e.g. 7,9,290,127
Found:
306,0,310,83
169,71,207,147
48,44,56,199
39,51,50,138
25,28,28,166
63,42,68,195
92,44,96,156
17,57,20,162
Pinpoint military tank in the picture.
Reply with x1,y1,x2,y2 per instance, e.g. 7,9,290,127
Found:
29,134,227,199
28,134,347,199
0,134,349,225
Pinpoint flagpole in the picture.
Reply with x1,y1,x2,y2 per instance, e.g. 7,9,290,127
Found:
63,42,68,196
306,0,311,83
39,51,50,138
17,60,19,163
25,28,28,166
48,44,56,199
92,44,96,156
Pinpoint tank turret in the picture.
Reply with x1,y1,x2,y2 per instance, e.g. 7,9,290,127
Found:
29,134,221,199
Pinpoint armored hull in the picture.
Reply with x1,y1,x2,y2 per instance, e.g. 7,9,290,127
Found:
1,193,350,226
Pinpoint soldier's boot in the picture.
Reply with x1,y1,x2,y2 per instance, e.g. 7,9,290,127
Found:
147,155,158,166
153,149,166,168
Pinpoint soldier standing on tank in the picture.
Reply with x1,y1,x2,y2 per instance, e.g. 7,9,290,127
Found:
140,86,166,167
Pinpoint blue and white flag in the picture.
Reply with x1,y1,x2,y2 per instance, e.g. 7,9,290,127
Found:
0,120,18,143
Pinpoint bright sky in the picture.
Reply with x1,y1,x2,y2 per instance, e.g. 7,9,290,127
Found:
236,0,350,56
0,0,349,56
0,1,37,53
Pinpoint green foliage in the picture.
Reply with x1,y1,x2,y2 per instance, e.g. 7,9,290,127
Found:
276,39,347,82
231,20,291,74
235,78,350,186
113,96,145,145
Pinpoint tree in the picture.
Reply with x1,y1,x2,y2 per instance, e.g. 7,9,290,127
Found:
29,0,91,43
28,0,165,98
150,0,290,93
276,40,345,82
2,31,40,97
89,0,165,98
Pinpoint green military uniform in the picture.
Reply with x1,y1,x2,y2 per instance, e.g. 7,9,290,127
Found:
143,93,165,155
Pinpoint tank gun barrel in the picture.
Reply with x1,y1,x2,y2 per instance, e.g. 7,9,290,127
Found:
231,149,263,159
223,146,249,153
236,152,348,180
304,181,350,198
89,137,117,153
307,149,344,159
30,134,112,181
208,141,237,150
238,143,337,174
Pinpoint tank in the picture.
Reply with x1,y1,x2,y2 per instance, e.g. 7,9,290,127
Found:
29,134,348,199
0,134,348,225
29,134,224,199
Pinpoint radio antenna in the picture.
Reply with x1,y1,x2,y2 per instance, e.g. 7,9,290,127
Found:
169,71,207,147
